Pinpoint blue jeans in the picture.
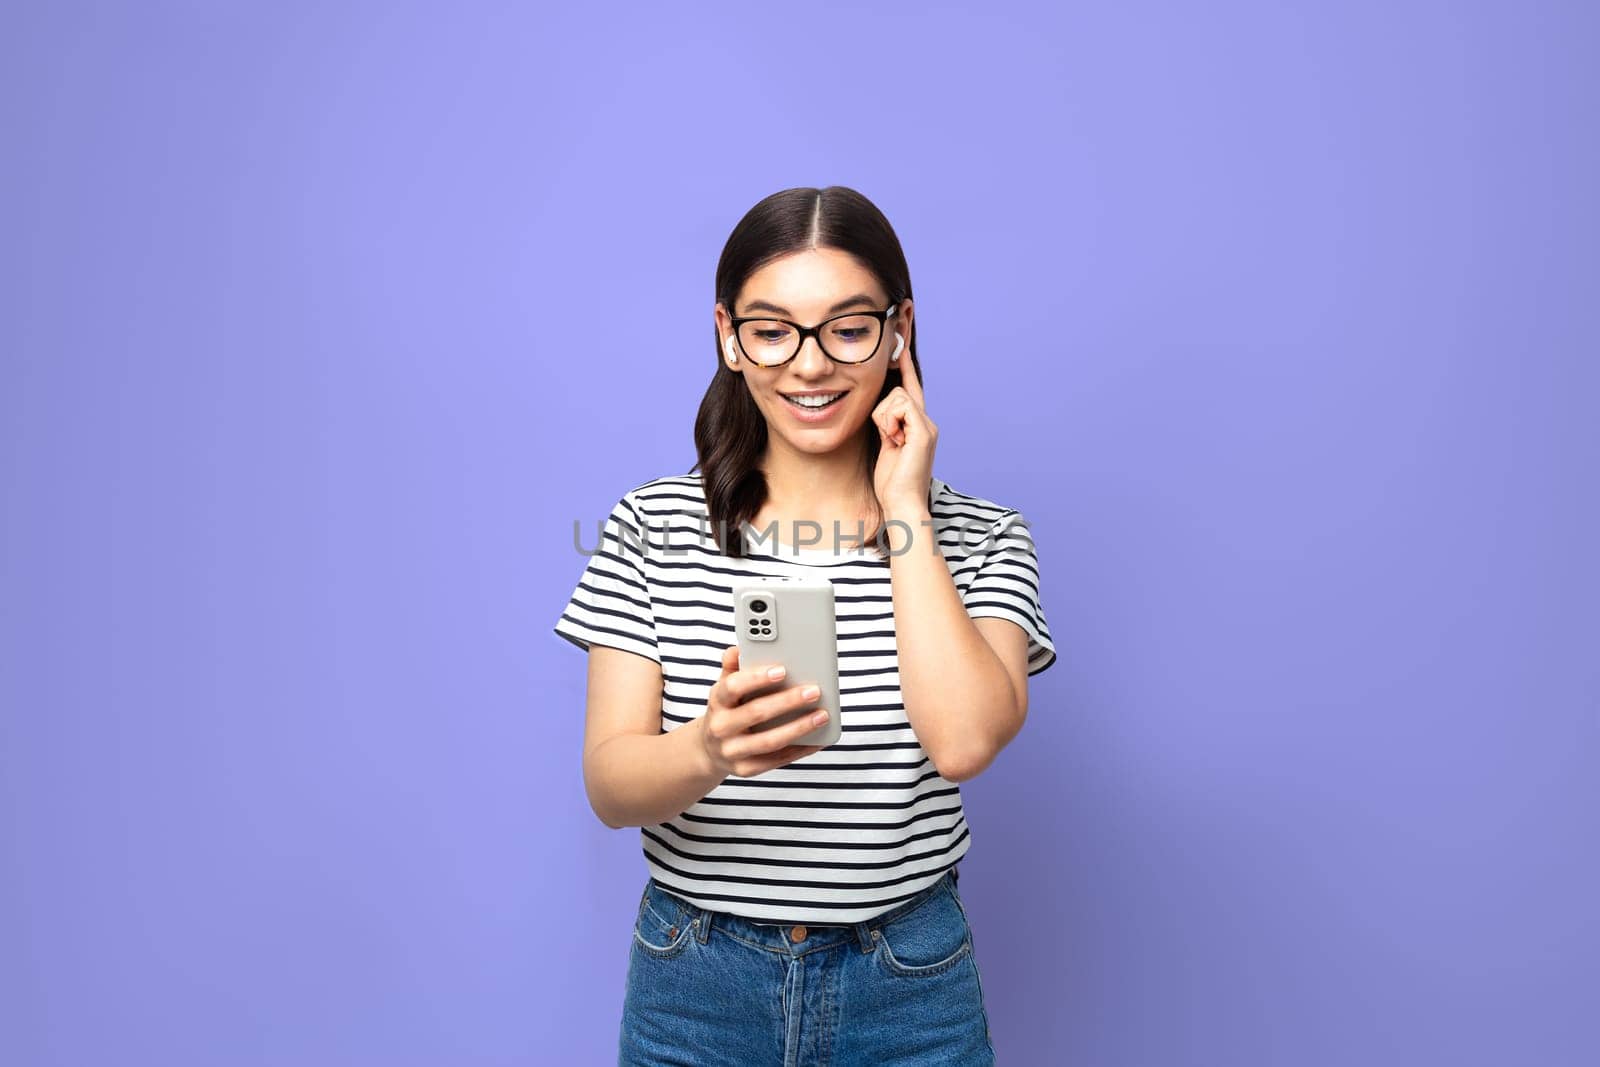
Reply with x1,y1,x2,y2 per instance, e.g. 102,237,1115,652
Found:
618,866,996,1065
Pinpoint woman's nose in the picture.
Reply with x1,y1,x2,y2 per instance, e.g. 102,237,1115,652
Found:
792,335,831,374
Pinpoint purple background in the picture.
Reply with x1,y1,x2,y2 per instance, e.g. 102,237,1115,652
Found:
3,2,1596,1064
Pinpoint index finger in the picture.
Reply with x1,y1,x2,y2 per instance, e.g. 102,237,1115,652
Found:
713,644,747,696
896,342,925,408
718,662,788,707
709,644,739,702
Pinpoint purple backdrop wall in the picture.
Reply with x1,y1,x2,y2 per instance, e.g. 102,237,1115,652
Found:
3,2,1595,1065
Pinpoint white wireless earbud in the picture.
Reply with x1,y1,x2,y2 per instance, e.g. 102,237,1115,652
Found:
725,335,738,364
891,332,904,361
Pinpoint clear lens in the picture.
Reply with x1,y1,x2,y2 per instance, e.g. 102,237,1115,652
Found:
820,314,882,362
738,321,797,366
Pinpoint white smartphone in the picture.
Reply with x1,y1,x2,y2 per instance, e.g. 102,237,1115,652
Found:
730,575,842,749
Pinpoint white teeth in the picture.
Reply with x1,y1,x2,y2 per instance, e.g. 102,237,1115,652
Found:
786,392,844,408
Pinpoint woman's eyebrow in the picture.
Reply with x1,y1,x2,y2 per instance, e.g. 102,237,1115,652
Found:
740,292,879,317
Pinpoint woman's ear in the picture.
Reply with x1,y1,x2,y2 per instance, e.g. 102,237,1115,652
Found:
715,303,740,372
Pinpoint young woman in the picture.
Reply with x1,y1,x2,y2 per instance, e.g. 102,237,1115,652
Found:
554,186,1057,1065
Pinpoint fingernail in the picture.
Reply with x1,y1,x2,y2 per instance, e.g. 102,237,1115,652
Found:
811,710,829,725
767,665,786,680
801,685,820,700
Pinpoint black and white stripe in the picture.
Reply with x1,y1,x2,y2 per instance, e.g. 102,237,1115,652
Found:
554,472,1056,923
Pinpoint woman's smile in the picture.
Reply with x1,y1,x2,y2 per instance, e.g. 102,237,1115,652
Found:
778,387,851,421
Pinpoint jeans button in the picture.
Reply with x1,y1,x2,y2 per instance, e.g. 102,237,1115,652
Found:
789,924,808,943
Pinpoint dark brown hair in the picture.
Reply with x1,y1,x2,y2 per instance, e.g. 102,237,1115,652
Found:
689,186,925,560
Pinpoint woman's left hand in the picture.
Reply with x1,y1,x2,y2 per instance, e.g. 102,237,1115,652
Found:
871,348,937,518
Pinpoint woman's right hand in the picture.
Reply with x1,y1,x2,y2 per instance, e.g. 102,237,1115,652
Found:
698,644,830,778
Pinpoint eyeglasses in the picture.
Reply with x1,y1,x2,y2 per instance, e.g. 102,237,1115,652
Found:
728,304,899,368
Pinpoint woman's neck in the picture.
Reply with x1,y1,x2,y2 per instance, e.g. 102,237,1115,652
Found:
755,436,879,550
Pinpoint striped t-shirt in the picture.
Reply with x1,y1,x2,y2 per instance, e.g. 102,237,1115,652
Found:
553,471,1057,924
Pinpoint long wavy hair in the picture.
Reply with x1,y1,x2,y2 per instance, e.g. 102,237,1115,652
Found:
689,186,924,561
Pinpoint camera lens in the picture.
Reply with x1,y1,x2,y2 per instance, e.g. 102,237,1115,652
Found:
749,598,767,614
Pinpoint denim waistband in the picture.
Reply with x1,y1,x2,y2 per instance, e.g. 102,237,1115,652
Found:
648,864,961,956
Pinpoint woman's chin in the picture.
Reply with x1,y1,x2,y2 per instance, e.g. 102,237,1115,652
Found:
771,420,862,454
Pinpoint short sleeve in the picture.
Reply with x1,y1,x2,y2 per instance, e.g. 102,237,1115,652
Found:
552,493,660,664
962,510,1058,676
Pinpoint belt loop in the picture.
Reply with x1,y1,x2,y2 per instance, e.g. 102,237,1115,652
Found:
695,901,713,943
854,919,875,953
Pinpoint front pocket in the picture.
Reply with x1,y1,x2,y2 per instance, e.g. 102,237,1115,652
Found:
873,885,974,977
633,884,697,959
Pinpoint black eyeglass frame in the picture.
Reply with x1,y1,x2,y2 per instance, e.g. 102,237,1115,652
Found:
727,303,900,368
